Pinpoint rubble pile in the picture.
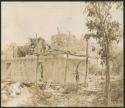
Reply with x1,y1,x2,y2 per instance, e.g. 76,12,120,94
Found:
1,81,33,107
1,74,123,107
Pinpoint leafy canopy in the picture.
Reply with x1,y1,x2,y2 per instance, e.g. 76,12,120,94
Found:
84,2,122,65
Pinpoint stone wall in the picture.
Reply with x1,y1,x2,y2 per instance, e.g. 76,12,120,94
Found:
1,58,37,82
1,56,87,84
42,57,86,84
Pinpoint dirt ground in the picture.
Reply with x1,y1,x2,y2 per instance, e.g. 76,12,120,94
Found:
1,74,123,107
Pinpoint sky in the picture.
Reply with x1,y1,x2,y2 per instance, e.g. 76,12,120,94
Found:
1,2,123,50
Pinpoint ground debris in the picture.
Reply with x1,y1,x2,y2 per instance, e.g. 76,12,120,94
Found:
1,75,123,107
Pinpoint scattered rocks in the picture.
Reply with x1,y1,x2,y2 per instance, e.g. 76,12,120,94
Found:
22,81,33,87
1,75,123,107
9,82,21,97
46,80,52,89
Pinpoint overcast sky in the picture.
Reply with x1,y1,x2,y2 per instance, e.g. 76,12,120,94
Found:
1,2,123,50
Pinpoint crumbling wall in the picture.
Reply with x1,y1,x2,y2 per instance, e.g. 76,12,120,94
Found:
2,58,37,82
1,57,86,84
10,59,37,82
42,58,86,84
42,58,66,84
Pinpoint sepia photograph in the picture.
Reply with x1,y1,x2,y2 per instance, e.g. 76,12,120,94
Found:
1,1,123,107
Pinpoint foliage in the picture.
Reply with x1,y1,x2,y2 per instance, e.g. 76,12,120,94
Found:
29,37,46,54
84,2,122,65
84,2,122,105
112,51,123,75
29,37,45,47
17,45,30,57
17,37,48,57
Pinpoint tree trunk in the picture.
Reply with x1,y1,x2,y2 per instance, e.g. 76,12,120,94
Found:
85,39,88,85
105,41,111,106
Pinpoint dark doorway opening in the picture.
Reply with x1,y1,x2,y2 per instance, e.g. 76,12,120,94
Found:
39,62,43,78
6,63,11,70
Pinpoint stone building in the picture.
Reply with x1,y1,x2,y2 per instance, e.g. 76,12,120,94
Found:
51,33,86,54
1,54,87,84
2,34,99,84
2,48,99,84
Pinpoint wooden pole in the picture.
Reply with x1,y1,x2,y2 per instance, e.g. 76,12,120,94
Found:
64,32,70,83
64,54,68,83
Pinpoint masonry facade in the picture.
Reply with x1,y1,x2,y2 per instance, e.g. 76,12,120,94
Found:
2,55,88,84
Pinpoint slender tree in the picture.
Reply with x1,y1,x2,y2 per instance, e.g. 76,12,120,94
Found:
84,36,89,86
84,2,122,105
